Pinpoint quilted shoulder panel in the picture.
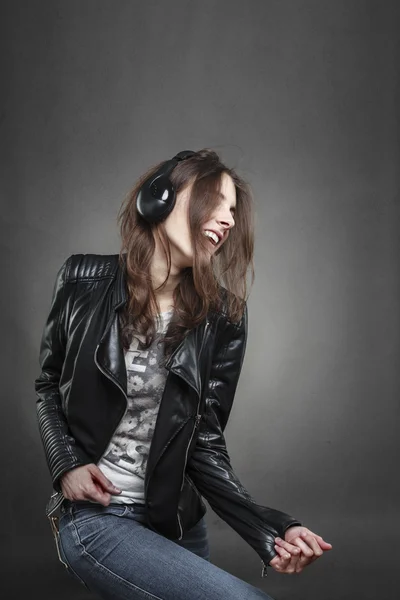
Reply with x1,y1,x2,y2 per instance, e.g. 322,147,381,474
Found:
67,253,120,282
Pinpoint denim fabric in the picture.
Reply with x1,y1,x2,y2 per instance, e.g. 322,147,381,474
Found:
57,500,274,600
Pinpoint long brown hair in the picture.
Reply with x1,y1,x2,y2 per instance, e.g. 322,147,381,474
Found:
117,148,255,361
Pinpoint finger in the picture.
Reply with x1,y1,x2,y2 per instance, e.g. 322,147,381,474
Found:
287,554,301,574
307,532,333,549
269,555,281,568
269,546,292,572
275,538,301,556
295,553,317,572
295,556,308,573
275,545,300,574
90,465,121,494
315,538,333,550
289,537,315,558
274,545,292,562
269,555,285,571
299,532,324,557
83,486,111,506
89,464,121,492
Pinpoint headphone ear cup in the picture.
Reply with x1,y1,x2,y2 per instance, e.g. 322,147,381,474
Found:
136,174,175,223
136,151,196,224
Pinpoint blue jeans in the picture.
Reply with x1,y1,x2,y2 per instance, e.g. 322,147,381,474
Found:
56,500,274,599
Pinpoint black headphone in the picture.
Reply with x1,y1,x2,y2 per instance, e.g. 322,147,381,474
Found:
136,150,196,223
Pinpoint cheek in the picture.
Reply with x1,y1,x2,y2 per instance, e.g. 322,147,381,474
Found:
176,211,192,243
167,217,193,250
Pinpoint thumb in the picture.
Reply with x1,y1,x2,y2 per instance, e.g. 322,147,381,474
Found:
89,465,121,493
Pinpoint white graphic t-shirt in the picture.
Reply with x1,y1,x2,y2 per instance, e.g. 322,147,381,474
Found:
97,310,173,504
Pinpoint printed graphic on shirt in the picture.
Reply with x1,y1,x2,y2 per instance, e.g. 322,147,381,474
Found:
99,312,172,482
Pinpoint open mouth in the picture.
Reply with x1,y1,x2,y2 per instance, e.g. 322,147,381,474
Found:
203,230,220,247
205,237,217,248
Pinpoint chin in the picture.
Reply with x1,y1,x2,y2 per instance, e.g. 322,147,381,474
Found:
175,241,214,270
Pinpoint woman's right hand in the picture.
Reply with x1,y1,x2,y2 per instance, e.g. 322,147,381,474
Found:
60,464,122,506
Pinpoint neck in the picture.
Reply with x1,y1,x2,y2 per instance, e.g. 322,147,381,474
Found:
149,238,183,308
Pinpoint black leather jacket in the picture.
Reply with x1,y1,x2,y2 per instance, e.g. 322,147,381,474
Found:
35,253,301,577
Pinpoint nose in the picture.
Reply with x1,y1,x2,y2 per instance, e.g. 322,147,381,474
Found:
216,207,235,231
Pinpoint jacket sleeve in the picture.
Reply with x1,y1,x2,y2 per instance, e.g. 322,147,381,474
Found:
187,303,302,572
35,256,91,491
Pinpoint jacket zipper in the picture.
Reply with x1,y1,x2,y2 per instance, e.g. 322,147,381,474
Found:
177,511,184,539
176,319,210,540
178,319,209,493
179,415,202,494
177,413,202,539
261,560,268,577
94,343,128,463
198,319,210,356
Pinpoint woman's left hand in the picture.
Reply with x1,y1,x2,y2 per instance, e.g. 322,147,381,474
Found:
273,526,332,573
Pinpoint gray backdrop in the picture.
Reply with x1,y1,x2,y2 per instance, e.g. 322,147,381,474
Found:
1,1,399,599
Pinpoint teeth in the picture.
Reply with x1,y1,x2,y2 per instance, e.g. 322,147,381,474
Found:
204,230,219,245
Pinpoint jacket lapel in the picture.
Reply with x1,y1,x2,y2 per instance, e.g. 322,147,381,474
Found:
165,328,202,398
96,255,203,399
95,312,128,395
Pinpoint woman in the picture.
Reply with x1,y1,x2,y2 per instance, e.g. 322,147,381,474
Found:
35,149,332,599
